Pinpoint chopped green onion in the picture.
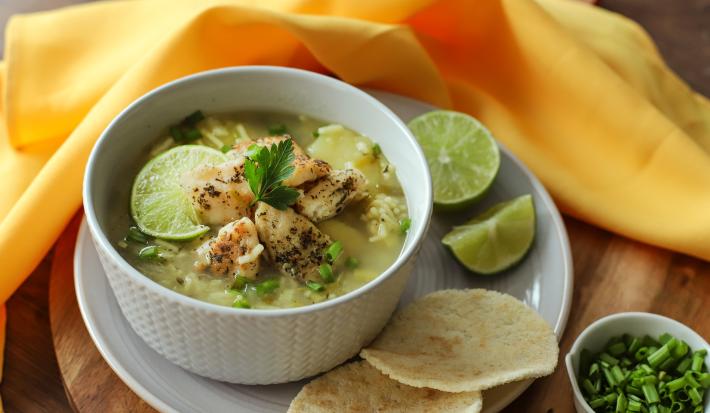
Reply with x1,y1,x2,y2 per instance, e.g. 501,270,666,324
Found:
138,245,160,259
643,382,660,404
691,350,707,372
117,240,129,249
372,143,382,157
169,126,184,142
312,130,319,138
232,275,249,290
589,397,606,409
687,386,702,405
183,128,201,142
667,377,686,393
582,378,597,396
232,294,250,309
221,144,232,153
399,217,412,234
628,337,642,355
608,341,627,357
255,279,279,296
324,241,343,264
600,352,619,366
184,110,205,126
610,365,625,383
319,263,335,283
268,124,288,135
345,257,359,269
676,357,692,374
306,281,324,292
127,226,150,244
615,392,627,413
649,339,677,368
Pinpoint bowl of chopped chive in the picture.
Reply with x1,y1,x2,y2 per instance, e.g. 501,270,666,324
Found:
566,312,710,413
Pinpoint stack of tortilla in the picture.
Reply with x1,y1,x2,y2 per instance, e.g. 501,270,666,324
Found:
288,289,559,413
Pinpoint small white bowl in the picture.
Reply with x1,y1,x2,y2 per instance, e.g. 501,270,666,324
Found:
566,312,710,413
83,66,432,384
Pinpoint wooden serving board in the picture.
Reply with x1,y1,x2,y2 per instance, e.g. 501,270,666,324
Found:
47,214,710,413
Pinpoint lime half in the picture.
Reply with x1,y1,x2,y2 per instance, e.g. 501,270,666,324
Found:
442,194,535,274
408,110,500,210
130,145,227,240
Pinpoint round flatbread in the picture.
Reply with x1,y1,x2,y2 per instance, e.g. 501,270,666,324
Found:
287,361,482,413
360,289,558,392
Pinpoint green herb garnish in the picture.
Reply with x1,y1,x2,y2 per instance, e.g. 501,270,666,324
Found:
138,245,160,259
220,144,232,153
268,124,288,135
312,130,320,138
232,275,249,290
345,257,359,269
126,226,150,244
255,279,280,296
306,280,325,292
372,143,382,157
318,263,335,283
170,110,205,143
232,294,251,309
399,217,412,234
244,139,300,210
324,241,343,264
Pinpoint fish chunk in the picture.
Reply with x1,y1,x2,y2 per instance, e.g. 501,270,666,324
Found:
196,217,263,279
295,169,368,223
180,158,254,226
254,202,331,283
233,136,331,187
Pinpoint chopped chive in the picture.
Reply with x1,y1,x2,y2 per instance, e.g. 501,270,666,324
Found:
345,257,359,269
615,392,627,413
399,217,412,234
232,294,250,309
319,263,335,283
676,357,692,374
312,130,319,138
221,144,232,153
589,397,606,409
255,279,279,296
667,377,686,393
138,245,160,259
628,337,642,355
127,226,150,244
372,143,382,157
268,123,288,135
684,371,700,388
306,280,324,292
610,365,625,384
636,347,651,361
183,128,202,142
627,399,642,412
699,372,710,387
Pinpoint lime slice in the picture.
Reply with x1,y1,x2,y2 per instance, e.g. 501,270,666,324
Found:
131,145,227,240
442,194,535,274
408,110,500,210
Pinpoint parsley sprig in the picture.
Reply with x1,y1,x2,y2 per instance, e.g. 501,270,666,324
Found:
244,139,300,210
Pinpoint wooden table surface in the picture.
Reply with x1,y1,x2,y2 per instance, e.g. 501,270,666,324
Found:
2,1,710,412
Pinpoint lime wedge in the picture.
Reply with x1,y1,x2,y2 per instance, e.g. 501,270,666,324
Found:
408,110,500,210
130,145,227,240
442,194,535,274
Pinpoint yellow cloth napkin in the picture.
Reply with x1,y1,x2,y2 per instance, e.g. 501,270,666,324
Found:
1,0,710,385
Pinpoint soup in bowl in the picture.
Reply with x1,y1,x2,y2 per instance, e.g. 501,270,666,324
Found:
83,66,432,384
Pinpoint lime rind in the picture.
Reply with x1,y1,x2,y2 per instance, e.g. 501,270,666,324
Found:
408,110,500,210
442,194,535,275
130,145,227,240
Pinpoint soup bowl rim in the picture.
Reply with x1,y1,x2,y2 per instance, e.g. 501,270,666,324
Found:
83,65,433,317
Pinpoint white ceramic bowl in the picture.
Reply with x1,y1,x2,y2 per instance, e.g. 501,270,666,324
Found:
83,66,433,384
566,312,710,413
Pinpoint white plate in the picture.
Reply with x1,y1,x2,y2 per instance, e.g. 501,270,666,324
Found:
75,90,573,413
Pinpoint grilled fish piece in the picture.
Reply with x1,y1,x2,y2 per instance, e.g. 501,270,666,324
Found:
295,169,368,223
254,202,331,283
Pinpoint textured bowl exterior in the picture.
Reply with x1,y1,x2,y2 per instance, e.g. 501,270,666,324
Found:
92,231,415,384
83,67,432,385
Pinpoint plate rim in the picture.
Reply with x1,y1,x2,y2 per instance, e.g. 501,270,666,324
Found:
74,90,573,413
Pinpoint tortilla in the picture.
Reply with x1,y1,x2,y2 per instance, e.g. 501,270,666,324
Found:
360,289,558,392
287,361,482,413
